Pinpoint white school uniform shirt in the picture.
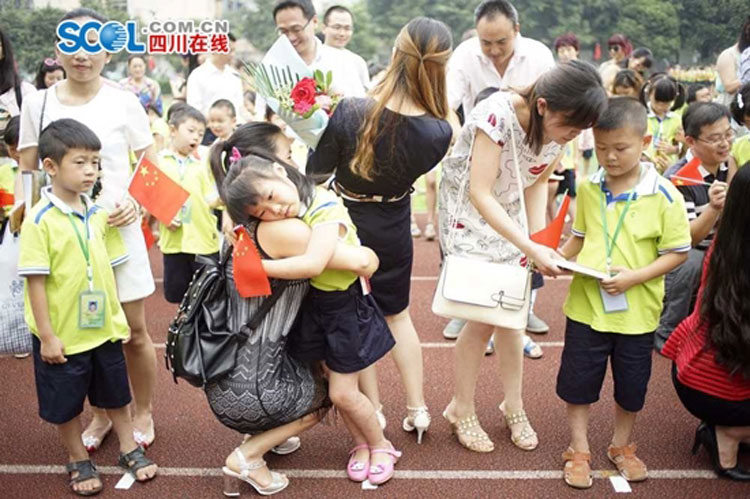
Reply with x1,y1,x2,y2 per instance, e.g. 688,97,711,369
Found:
310,38,368,98
186,60,245,121
447,34,555,116
0,81,37,117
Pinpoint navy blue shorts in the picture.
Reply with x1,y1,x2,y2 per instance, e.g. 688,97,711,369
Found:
556,318,654,412
32,336,131,424
288,281,395,374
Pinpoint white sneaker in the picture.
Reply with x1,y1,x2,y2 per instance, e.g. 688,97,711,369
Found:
442,318,466,339
526,313,549,334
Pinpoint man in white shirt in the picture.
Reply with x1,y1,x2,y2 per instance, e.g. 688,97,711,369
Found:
321,5,370,95
273,0,366,97
186,33,244,122
447,0,554,116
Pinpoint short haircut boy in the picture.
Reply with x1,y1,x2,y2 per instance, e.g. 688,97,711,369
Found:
38,118,102,164
168,104,206,127
210,99,236,118
683,102,731,138
594,96,647,135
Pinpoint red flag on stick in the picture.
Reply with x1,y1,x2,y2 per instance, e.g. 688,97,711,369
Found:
0,188,14,207
141,219,156,250
531,194,571,249
233,226,271,298
127,156,190,225
670,157,707,186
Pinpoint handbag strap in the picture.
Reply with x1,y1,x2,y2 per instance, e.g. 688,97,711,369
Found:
241,280,290,334
38,90,48,139
446,98,529,252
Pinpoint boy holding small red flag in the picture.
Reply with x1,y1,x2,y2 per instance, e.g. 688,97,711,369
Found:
656,102,736,352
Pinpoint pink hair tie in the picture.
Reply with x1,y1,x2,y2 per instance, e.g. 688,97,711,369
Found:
229,146,242,164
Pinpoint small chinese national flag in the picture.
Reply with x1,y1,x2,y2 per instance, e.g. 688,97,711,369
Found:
531,194,570,249
670,157,704,186
127,156,190,225
0,189,13,207
233,226,271,298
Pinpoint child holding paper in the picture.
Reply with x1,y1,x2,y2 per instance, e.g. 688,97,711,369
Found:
556,97,691,489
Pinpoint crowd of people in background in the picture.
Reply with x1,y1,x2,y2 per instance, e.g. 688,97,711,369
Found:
1,1,750,497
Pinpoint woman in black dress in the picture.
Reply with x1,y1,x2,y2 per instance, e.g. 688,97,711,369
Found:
308,17,454,443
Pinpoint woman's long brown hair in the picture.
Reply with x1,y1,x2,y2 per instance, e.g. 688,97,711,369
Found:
349,17,452,181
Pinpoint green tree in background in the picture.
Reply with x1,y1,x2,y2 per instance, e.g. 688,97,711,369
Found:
0,7,64,78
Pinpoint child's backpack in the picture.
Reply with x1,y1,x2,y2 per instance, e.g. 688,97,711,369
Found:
165,250,287,387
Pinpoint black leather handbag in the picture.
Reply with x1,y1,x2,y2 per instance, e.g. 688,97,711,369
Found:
165,251,287,387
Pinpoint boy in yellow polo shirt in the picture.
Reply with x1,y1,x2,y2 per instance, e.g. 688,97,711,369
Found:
18,119,157,495
158,105,221,302
556,98,691,489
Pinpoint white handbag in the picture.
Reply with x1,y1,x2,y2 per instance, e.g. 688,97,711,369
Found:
432,120,531,330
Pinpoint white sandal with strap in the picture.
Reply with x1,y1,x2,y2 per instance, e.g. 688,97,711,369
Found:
222,449,288,497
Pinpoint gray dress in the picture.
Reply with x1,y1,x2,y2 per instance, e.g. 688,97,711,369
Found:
204,224,329,433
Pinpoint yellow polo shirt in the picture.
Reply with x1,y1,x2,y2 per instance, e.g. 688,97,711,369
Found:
18,188,130,355
301,186,359,292
646,111,682,171
563,164,691,334
732,134,750,169
157,149,220,255
0,159,16,215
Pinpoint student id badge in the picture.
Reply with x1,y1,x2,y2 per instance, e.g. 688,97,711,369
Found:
180,200,192,224
599,285,628,313
79,290,106,329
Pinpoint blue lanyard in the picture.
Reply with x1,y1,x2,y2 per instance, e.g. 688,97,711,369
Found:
600,189,636,275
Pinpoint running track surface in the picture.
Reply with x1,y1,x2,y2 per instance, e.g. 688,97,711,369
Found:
2,214,748,498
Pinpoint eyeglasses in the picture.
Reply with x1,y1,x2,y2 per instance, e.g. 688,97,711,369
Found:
326,24,352,32
44,58,61,67
696,130,736,147
276,17,312,37
608,45,620,52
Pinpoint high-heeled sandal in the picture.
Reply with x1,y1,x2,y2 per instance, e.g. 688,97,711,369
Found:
499,403,538,451
402,406,431,444
222,449,289,496
347,444,370,482
368,443,402,485
692,422,750,481
442,410,494,453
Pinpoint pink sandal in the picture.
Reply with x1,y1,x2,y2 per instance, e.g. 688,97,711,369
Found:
347,444,370,482
368,444,402,485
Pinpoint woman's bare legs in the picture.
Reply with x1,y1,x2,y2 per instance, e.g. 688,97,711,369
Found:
385,308,426,409
226,413,321,486
83,299,156,445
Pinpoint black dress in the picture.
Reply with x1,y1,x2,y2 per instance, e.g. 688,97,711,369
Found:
308,98,452,315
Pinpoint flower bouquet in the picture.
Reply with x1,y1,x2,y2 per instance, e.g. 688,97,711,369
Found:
245,36,339,149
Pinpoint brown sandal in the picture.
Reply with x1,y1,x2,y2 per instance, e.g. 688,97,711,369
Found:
562,448,593,489
607,443,648,482
442,410,495,453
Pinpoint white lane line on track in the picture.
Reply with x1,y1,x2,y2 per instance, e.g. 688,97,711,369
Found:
150,341,565,350
153,275,572,284
0,465,717,480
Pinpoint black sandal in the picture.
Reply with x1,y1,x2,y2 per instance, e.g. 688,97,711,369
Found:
66,460,103,496
118,446,157,482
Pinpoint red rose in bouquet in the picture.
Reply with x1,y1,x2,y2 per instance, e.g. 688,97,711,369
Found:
291,77,318,114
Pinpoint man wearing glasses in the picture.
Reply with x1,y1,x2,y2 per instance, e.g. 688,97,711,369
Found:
273,0,365,97
656,103,737,353
322,5,369,94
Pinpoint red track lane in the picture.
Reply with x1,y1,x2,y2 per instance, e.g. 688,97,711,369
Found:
1,215,748,498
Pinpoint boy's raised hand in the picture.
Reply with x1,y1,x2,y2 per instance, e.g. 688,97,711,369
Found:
601,266,639,295
40,336,67,364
